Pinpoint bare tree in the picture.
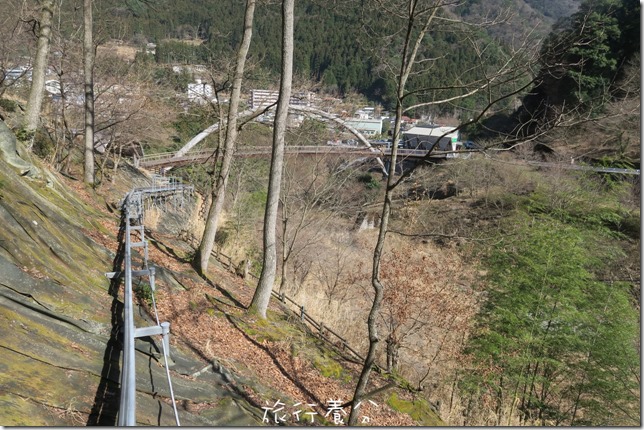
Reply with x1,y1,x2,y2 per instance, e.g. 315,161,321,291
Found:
195,0,257,275
44,34,82,174
347,0,540,424
278,150,356,295
0,1,33,100
249,0,294,318
22,0,54,140
83,0,95,184
376,246,477,383
93,76,160,183
314,239,357,306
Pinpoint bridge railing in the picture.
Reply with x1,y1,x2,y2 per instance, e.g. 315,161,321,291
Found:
137,145,451,169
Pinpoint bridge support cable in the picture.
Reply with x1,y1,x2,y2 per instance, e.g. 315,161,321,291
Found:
107,176,193,426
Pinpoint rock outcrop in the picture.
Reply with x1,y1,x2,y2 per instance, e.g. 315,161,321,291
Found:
0,141,261,425
0,120,39,178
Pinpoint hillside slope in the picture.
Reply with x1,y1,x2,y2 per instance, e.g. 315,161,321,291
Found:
0,154,266,425
0,128,438,426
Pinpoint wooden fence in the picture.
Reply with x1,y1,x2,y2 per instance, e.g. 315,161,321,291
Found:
210,248,367,364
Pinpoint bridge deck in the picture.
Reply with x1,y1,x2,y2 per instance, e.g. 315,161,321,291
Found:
137,145,449,169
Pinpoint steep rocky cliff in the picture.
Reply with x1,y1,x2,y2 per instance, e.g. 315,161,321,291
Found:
0,134,263,425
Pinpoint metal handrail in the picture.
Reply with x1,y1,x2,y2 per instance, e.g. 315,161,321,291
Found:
110,178,193,426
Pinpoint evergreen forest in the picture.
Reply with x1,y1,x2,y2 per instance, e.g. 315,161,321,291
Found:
56,0,590,112
0,0,639,426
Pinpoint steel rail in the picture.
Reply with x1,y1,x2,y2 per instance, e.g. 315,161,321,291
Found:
109,177,193,426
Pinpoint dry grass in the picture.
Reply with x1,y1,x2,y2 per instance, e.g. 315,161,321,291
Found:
143,206,161,229
97,43,138,62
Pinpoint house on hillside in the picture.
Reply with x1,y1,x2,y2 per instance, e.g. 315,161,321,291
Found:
249,89,313,110
355,107,375,119
44,80,62,96
402,125,459,151
5,65,31,81
341,106,383,137
249,89,313,125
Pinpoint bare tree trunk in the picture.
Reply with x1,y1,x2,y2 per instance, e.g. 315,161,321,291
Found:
279,209,289,294
83,0,95,184
348,2,438,425
347,112,395,425
385,333,401,373
195,0,256,274
249,0,294,318
112,144,123,183
23,0,54,137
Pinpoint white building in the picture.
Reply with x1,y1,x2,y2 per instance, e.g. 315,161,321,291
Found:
402,125,460,151
187,79,214,104
249,89,312,110
44,79,62,96
5,65,31,81
344,118,383,137
355,107,375,119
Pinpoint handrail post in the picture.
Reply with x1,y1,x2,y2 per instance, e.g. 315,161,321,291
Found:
161,322,171,366
122,196,137,426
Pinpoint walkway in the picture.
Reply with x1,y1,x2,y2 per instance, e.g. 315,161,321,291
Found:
106,175,194,426
136,145,449,169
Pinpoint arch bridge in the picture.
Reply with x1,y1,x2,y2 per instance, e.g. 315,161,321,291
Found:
136,145,449,170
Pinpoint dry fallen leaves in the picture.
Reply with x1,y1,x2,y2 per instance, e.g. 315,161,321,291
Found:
152,261,417,427
58,173,420,426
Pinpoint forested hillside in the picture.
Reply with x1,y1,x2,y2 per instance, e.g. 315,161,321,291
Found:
0,0,639,426
92,0,583,110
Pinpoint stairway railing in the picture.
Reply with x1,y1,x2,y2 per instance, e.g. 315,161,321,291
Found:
107,176,193,426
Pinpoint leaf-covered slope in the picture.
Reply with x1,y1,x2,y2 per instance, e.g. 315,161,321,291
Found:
0,132,441,426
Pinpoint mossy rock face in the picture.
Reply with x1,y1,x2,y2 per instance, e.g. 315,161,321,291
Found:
0,393,73,426
387,392,445,426
0,157,113,298
0,119,39,177
0,153,263,426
